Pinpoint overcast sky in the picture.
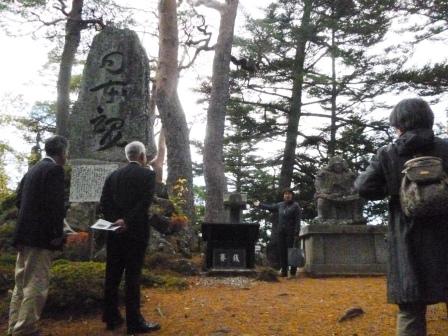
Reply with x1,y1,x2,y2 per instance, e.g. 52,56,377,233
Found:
1,1,447,187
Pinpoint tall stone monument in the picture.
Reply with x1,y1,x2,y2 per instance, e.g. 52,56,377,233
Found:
70,26,155,162
300,157,387,276
67,27,155,239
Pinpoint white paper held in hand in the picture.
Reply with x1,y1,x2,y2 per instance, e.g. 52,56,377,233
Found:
91,219,120,231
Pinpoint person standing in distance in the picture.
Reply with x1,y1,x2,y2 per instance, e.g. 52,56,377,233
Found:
100,141,160,334
254,188,301,277
8,135,68,336
355,98,448,336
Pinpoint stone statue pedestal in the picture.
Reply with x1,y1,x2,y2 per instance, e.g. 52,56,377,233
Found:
299,223,387,276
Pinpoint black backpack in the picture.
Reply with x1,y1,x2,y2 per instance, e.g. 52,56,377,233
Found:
400,156,448,218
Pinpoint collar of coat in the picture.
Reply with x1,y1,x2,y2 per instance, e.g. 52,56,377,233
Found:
395,128,434,156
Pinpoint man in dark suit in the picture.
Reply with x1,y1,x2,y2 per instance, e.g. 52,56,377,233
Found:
100,141,160,334
8,135,68,336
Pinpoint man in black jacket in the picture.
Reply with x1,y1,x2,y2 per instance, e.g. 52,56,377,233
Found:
356,98,448,336
255,188,301,277
8,135,68,336
100,141,160,334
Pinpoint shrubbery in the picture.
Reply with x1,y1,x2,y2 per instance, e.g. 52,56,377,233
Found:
45,260,106,312
0,223,15,253
45,260,187,314
0,258,188,319
0,253,16,294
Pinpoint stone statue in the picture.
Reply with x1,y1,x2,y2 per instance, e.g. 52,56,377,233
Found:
314,156,364,224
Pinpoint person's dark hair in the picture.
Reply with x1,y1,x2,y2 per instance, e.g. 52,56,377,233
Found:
282,187,294,196
44,135,68,157
389,98,434,132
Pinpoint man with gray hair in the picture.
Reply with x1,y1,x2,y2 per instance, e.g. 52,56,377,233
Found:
9,135,68,336
100,141,160,334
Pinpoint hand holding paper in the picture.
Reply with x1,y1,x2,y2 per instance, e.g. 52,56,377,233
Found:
92,219,123,231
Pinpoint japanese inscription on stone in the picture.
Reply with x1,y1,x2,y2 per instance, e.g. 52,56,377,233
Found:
89,51,128,151
69,164,118,203
213,249,246,269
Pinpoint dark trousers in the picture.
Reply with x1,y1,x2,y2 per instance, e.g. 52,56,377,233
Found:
278,230,296,275
104,234,147,327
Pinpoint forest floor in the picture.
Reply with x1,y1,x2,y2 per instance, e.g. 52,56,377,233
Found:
1,275,448,336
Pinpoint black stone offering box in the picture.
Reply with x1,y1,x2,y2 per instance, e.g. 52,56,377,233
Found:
202,222,260,271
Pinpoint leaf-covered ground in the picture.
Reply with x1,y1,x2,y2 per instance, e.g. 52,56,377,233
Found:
1,275,448,335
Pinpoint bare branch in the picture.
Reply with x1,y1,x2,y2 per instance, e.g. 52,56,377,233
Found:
179,10,214,70
187,0,226,12
53,0,69,17
29,11,65,26
179,43,215,70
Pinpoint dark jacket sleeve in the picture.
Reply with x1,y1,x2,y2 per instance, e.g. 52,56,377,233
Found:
15,174,26,209
124,170,156,225
355,148,388,200
100,174,119,221
295,203,301,232
259,202,279,212
45,165,65,239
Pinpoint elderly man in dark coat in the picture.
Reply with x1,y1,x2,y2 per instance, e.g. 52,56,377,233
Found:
355,98,448,336
100,141,160,334
8,135,68,336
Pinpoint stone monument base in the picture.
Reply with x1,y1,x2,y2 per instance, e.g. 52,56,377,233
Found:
206,268,258,277
299,224,387,277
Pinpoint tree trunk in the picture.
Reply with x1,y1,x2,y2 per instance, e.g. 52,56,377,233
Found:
56,0,83,137
278,0,313,191
328,18,337,156
203,0,239,223
152,128,166,184
156,0,195,221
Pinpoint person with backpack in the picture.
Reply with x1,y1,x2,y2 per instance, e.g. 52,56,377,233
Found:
355,98,448,336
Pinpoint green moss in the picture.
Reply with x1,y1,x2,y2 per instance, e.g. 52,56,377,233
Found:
0,258,188,317
0,223,15,252
0,253,16,294
44,260,187,315
256,267,279,282
0,192,16,213
141,270,188,290
45,261,105,313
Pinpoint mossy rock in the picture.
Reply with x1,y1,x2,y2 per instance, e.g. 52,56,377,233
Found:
0,223,15,252
44,260,187,315
145,252,199,276
256,267,279,282
0,193,16,213
45,260,106,313
141,271,188,290
145,252,174,269
0,253,16,294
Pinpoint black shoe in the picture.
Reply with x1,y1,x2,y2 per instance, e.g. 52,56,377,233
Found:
127,321,161,334
104,316,125,330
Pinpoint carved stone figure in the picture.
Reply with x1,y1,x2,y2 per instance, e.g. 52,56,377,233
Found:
314,156,364,224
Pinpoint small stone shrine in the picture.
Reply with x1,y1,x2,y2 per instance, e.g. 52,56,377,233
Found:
300,156,387,276
202,193,259,275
